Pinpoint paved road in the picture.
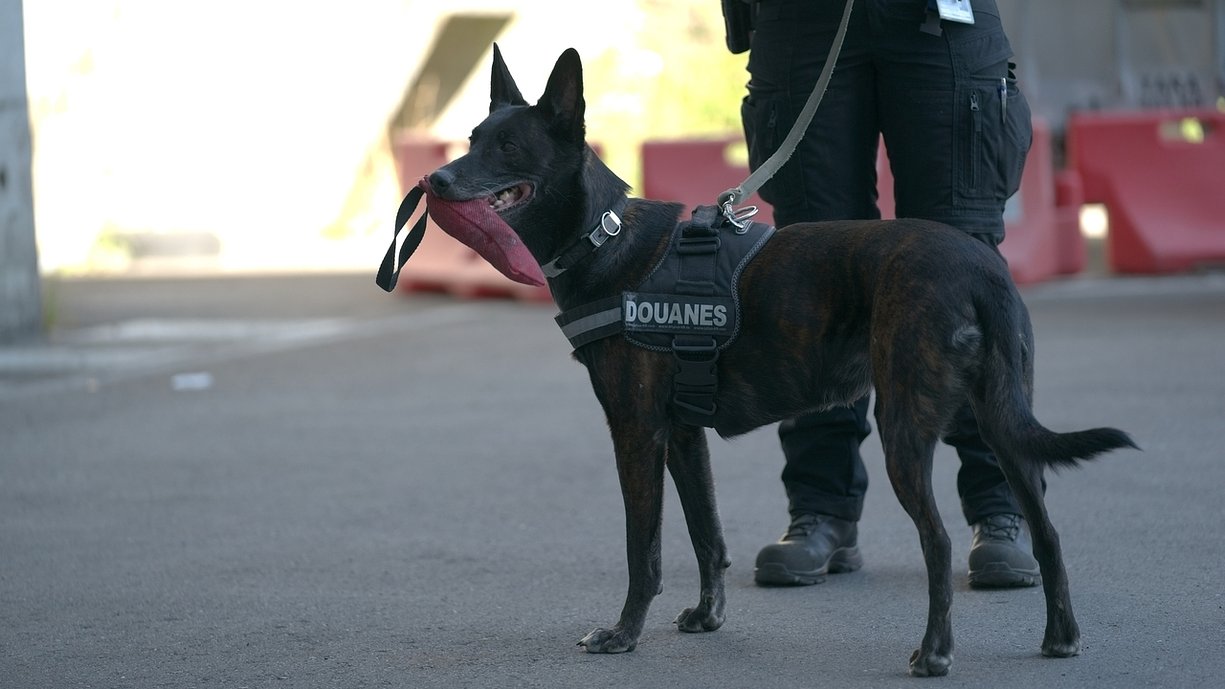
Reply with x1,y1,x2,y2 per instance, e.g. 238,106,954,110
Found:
2,272,1223,688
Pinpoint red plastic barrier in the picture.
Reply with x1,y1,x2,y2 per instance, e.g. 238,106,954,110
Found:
640,138,773,224
997,121,1075,283
388,135,550,301
1067,109,1225,274
1053,169,1087,276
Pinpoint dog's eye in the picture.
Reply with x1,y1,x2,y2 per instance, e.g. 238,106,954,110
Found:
500,140,518,153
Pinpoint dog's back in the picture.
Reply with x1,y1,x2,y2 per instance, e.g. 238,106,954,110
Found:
713,217,1011,436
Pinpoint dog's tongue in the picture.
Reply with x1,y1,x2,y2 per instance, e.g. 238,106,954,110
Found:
419,177,546,287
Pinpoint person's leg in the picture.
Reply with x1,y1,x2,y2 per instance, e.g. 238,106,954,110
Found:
741,0,879,585
779,400,871,522
755,399,871,585
870,0,1039,587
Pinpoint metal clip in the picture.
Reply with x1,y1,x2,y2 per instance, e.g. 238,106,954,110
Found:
720,201,759,233
587,210,622,247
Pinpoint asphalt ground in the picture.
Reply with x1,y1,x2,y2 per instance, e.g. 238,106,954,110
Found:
2,271,1223,688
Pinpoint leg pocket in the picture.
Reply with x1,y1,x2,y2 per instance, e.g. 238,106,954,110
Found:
740,92,805,213
956,67,1032,204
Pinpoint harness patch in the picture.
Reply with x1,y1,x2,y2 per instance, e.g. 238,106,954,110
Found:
622,293,733,336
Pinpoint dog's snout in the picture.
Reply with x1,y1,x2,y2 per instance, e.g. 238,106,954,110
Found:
428,169,454,193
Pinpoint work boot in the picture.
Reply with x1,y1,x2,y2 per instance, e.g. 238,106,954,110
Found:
754,513,863,586
968,513,1041,589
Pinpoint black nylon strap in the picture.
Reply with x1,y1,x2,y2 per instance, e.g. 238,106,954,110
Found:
675,206,721,297
672,335,720,425
554,295,623,350
376,186,428,293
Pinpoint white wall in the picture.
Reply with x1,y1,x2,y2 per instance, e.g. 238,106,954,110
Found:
21,0,646,274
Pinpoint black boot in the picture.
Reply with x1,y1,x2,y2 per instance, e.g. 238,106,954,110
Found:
968,513,1041,588
754,513,863,586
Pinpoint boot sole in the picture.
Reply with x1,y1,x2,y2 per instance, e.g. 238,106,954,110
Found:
968,561,1041,589
754,547,863,586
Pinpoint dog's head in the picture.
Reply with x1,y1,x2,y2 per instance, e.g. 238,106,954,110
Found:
428,45,586,216
419,45,625,287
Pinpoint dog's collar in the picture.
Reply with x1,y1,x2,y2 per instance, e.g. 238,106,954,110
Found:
540,202,626,279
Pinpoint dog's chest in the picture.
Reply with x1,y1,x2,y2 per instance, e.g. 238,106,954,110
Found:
621,217,774,353
555,206,775,426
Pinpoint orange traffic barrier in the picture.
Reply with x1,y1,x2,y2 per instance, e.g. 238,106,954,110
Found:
388,135,550,302
1053,169,1087,276
997,120,1078,284
1066,109,1225,274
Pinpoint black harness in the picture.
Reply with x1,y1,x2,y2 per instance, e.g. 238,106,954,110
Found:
555,205,775,426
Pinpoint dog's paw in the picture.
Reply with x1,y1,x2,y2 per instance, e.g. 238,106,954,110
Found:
1041,638,1081,658
578,627,637,654
673,605,725,633
908,648,953,677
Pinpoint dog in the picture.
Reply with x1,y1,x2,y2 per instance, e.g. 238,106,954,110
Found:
418,45,1136,677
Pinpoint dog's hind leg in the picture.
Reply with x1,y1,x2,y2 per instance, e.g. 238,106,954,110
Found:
992,452,1081,657
578,418,668,654
877,402,955,677
666,423,730,634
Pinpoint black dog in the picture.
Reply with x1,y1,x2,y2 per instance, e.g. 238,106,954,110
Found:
423,45,1136,677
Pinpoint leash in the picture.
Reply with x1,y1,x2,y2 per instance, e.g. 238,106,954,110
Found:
717,0,856,225
376,185,429,292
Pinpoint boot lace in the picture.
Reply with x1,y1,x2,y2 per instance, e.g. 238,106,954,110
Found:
980,513,1022,541
784,513,823,540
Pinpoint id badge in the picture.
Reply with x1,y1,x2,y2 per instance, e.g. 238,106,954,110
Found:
935,0,975,24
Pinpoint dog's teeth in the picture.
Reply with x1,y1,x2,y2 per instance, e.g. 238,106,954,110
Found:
488,187,520,211
487,186,525,212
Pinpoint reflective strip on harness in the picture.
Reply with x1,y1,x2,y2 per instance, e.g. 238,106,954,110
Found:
555,295,622,350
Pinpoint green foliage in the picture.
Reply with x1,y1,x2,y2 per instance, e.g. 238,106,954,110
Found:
583,0,749,191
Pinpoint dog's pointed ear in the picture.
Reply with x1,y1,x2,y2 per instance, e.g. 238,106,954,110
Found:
537,48,585,142
490,43,527,112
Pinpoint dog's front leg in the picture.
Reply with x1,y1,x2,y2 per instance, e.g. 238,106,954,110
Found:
578,419,667,654
667,424,729,633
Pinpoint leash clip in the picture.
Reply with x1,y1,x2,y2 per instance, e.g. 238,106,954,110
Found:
720,200,759,233
588,210,622,248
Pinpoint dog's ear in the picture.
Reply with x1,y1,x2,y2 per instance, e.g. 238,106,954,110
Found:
537,48,585,142
490,43,527,112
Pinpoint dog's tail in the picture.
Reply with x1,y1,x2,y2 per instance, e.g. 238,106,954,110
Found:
973,292,1138,470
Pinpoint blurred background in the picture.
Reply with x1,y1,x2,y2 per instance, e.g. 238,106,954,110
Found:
2,0,1225,335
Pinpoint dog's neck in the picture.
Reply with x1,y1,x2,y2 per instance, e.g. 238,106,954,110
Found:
536,148,630,296
531,146,682,311
578,146,630,239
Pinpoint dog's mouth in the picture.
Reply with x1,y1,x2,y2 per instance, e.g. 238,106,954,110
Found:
486,183,533,214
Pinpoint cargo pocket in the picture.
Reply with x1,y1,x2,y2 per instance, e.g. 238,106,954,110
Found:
740,92,804,211
956,66,1032,205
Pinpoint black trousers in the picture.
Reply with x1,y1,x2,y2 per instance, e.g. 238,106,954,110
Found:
740,0,1035,525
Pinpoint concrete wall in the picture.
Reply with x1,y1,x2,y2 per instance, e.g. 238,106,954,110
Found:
1000,0,1225,127
0,0,41,341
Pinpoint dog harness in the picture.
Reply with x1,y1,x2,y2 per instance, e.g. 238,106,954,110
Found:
555,205,775,427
